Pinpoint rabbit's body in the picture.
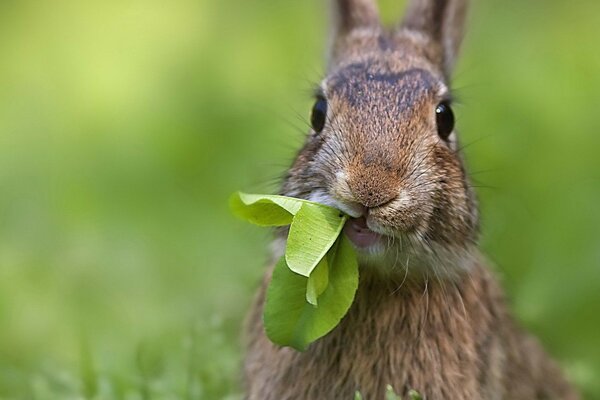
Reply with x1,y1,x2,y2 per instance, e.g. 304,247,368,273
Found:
245,257,575,399
243,0,578,398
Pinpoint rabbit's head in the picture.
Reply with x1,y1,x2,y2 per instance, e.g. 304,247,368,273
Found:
282,0,478,278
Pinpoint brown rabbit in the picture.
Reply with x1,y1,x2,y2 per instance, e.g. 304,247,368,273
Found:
244,0,579,398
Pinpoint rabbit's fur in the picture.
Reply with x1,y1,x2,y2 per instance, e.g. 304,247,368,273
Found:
244,0,578,398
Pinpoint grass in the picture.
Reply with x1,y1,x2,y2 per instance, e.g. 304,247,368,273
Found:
0,0,599,398
356,386,422,400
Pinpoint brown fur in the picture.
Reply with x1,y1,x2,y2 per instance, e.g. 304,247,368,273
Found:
245,263,576,399
244,0,579,398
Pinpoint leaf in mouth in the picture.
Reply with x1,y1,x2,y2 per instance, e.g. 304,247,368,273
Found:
230,192,359,350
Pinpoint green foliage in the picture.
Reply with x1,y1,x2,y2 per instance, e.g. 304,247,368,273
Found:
286,202,347,277
306,255,329,306
265,235,358,350
385,385,402,400
407,390,423,400
354,386,422,400
230,192,301,226
231,192,358,350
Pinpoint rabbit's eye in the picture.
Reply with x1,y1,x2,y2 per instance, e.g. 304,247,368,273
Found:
310,97,327,133
435,102,455,140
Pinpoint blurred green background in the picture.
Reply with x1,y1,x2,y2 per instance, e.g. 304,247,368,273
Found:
0,0,598,398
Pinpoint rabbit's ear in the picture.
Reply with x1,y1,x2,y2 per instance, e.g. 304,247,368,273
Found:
398,0,468,76
329,0,381,66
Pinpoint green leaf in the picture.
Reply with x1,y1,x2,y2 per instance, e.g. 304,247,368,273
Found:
285,202,347,277
306,256,329,306
231,191,360,350
264,235,359,351
229,192,305,226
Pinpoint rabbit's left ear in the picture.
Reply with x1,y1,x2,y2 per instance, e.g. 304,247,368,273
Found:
398,0,469,77
329,0,381,67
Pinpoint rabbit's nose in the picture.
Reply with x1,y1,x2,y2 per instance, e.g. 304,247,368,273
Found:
352,184,397,208
346,164,399,209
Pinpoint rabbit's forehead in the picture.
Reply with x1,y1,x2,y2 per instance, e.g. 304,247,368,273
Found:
325,62,446,109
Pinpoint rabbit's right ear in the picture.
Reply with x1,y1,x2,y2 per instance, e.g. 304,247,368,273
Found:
399,0,469,77
328,0,381,68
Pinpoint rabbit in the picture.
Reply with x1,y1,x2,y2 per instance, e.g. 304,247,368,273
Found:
243,0,579,399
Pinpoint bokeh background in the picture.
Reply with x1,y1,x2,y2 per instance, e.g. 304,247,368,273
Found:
0,0,598,398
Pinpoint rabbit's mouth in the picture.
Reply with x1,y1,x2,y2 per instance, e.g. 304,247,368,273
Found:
344,216,384,249
339,211,475,279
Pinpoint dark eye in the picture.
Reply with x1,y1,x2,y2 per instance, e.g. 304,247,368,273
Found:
310,97,327,133
435,102,455,140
